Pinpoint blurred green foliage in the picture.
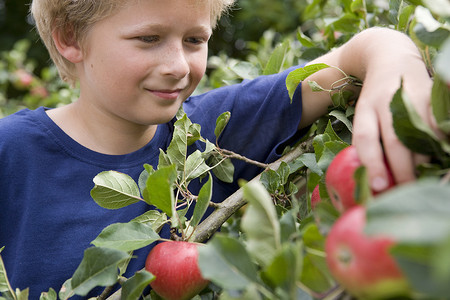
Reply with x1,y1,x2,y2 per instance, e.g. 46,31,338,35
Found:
0,0,449,117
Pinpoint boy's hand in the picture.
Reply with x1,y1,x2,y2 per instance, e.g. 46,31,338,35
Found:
300,27,438,191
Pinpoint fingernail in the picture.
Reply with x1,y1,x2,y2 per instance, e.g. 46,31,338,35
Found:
371,176,388,192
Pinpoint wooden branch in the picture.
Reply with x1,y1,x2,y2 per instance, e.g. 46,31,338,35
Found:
193,138,313,243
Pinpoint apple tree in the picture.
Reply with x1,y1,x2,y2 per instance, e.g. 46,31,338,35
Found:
1,0,450,299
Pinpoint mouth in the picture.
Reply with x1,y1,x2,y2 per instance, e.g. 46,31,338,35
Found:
147,89,183,100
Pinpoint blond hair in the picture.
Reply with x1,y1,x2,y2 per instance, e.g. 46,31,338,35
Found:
30,0,235,86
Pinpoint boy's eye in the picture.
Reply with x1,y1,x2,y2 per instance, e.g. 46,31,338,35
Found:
186,37,208,45
137,36,159,43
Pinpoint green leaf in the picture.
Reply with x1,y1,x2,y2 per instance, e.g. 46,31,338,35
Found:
286,63,330,100
300,224,333,293
365,180,450,244
435,37,450,83
15,289,28,300
58,279,73,300
208,153,235,183
39,288,57,300
263,41,289,75
121,270,155,300
138,165,154,195
184,150,211,182
90,171,142,210
198,235,259,290
261,242,303,293
241,180,281,267
214,111,231,140
398,5,415,31
165,114,194,173
390,83,446,156
131,210,168,233
423,0,450,17
291,153,323,176
329,110,353,133
390,244,450,298
0,248,14,299
259,169,280,194
414,6,450,47
91,222,160,252
187,123,201,146
190,173,213,228
307,80,326,92
353,166,371,206
431,75,450,134
143,164,177,217
296,29,315,48
229,61,260,80
71,247,130,296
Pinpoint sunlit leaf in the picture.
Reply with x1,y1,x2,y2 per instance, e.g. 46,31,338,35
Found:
214,111,231,140
263,40,289,75
91,222,160,252
39,288,57,300
131,210,168,233
0,247,14,299
286,63,330,100
185,150,211,182
90,171,142,209
143,164,177,217
58,279,73,300
241,180,281,267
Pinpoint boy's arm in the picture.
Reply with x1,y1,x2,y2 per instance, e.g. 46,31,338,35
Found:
299,27,435,191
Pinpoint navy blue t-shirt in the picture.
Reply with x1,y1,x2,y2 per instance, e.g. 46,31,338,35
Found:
0,67,303,299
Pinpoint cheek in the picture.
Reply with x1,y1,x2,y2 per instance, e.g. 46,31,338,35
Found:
189,52,208,84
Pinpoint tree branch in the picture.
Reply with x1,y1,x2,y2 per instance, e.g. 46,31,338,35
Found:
193,138,313,243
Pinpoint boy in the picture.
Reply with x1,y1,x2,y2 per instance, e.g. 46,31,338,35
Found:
0,0,434,298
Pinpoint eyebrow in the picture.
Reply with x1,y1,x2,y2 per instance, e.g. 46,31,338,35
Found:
121,23,212,36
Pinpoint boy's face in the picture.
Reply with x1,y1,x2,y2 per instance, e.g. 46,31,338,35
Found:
76,0,212,126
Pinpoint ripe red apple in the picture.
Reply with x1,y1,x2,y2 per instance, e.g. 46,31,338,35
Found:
325,145,395,213
145,241,209,300
311,184,321,210
325,206,410,299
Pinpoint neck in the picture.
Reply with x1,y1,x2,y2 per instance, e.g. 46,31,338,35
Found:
46,101,158,155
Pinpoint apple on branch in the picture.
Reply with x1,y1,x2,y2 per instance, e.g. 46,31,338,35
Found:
325,205,411,299
325,145,395,213
145,241,209,300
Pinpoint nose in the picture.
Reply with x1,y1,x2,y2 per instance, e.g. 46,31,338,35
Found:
160,42,190,80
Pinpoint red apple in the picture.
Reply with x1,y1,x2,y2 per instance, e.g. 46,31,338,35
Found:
325,145,395,213
325,206,410,299
311,184,321,210
145,241,209,300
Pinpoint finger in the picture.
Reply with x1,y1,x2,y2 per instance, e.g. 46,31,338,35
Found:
379,117,416,185
352,105,391,192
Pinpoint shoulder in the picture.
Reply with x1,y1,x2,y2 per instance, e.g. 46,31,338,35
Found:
0,107,47,147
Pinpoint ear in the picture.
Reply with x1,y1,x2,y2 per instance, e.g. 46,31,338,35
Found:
52,26,83,63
